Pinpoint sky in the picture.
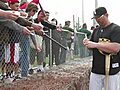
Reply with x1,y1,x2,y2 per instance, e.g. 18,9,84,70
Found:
28,0,120,29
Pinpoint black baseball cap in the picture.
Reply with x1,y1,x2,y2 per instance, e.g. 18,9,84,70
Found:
92,7,107,19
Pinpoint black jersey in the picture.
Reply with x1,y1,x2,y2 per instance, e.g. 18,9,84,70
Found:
91,23,120,75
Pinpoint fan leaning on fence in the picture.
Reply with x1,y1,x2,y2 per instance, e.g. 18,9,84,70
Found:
1,0,28,81
0,0,43,81
83,7,120,90
25,2,44,74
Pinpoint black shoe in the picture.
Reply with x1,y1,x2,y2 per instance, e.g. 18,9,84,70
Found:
13,75,22,82
0,75,5,81
29,69,34,74
37,69,41,73
15,75,22,79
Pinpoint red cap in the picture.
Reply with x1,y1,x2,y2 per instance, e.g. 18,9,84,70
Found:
20,2,28,9
31,0,39,4
8,0,19,4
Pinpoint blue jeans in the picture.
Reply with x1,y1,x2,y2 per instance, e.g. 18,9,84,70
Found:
19,35,30,77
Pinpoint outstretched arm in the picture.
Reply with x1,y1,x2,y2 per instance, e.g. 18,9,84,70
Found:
0,16,30,35
0,9,18,20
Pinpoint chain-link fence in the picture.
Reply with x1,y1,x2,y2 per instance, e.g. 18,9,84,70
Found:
0,27,91,83
0,27,30,80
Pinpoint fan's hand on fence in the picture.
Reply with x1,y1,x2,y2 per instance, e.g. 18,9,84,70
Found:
31,23,43,32
37,30,44,36
35,46,42,52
